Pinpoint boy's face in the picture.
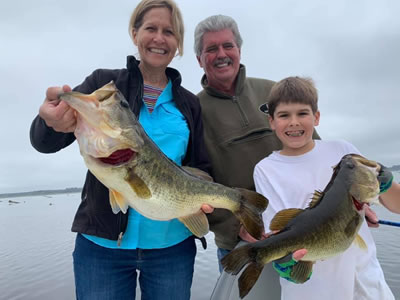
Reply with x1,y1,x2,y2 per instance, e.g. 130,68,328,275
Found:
269,102,320,156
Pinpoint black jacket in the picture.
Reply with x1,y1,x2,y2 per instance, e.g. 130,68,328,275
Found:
30,56,211,241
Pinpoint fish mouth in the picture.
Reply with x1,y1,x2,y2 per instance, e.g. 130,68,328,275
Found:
98,148,136,166
352,196,364,211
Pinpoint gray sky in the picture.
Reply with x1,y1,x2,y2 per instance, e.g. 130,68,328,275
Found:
1,0,399,193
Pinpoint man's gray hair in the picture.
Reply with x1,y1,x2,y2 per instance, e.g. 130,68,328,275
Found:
194,15,243,56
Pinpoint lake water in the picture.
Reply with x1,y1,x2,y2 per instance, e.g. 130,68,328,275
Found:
1,176,399,300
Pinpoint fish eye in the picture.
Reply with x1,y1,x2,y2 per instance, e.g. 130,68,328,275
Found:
120,100,129,108
345,162,355,169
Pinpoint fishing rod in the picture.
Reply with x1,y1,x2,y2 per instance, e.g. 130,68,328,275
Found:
378,220,400,227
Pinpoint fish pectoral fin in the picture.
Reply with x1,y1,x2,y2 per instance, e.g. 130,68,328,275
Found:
354,234,368,251
308,190,324,208
182,166,214,182
109,189,129,214
291,261,314,283
269,208,304,231
179,211,209,237
126,169,152,199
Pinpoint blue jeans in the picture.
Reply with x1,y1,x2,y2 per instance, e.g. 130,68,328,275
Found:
217,247,231,273
73,233,196,300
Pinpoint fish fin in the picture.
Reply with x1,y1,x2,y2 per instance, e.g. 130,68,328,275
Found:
291,261,314,283
308,190,324,208
221,244,254,275
126,169,152,199
234,188,268,239
109,189,129,214
238,262,264,299
179,211,209,238
354,234,368,251
269,208,304,231
344,214,362,238
182,166,214,182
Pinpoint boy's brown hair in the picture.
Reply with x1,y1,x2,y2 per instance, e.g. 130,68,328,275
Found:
267,76,318,118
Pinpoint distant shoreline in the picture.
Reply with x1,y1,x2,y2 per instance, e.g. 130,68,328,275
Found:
1,167,398,199
0,188,82,199
390,165,400,172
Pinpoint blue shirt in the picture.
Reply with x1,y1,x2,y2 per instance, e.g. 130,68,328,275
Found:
84,80,191,249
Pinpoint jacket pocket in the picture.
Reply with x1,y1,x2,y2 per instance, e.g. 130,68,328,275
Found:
225,127,276,145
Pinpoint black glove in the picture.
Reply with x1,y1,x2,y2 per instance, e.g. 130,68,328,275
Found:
378,163,394,194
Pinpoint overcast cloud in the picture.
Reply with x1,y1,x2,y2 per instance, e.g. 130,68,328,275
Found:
1,0,399,193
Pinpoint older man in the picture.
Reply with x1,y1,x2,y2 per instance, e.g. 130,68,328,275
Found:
194,15,318,272
194,14,280,262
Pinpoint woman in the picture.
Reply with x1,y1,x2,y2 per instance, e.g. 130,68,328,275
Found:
30,1,211,299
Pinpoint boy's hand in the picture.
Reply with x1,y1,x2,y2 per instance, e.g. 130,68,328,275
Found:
273,249,311,283
378,163,394,194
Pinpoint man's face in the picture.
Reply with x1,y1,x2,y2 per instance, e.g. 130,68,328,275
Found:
197,29,241,90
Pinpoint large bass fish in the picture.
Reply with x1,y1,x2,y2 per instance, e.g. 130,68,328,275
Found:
221,154,381,298
59,81,267,239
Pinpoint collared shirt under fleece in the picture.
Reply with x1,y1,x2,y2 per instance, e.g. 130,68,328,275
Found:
84,80,192,249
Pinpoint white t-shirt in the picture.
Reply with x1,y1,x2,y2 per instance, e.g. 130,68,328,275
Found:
253,140,394,300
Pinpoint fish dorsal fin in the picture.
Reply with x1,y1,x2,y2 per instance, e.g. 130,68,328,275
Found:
109,189,129,214
308,190,324,208
270,208,304,231
291,261,314,283
126,169,151,199
182,166,214,182
354,234,368,251
179,210,209,238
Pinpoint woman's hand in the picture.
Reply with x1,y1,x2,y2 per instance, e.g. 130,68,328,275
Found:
39,85,76,133
239,225,259,243
201,204,214,214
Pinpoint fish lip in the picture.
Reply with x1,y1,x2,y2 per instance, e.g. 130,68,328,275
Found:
97,148,136,166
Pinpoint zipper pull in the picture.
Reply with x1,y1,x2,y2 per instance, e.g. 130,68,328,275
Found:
117,232,124,247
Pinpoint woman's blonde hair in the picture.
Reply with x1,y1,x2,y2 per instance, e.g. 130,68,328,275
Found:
128,0,184,56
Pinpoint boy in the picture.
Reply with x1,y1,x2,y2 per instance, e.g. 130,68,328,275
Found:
254,76,400,300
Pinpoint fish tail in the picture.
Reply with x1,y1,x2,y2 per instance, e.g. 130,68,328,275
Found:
238,262,264,299
221,244,255,275
235,188,268,239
